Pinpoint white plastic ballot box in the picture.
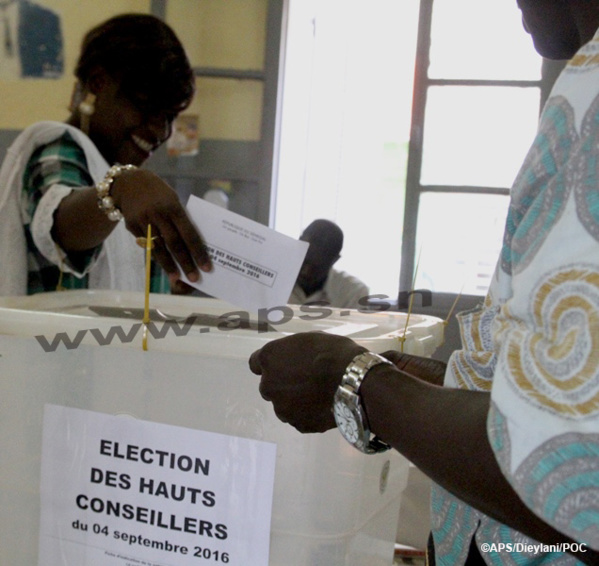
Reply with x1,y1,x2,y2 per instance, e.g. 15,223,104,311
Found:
0,290,444,566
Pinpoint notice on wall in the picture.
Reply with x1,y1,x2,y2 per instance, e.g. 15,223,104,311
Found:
38,404,277,566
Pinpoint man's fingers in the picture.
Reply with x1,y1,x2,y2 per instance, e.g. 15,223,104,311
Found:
248,349,263,375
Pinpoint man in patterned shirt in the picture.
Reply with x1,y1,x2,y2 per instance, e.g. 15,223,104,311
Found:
249,1,599,564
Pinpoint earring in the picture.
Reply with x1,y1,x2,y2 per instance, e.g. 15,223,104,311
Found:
78,92,96,135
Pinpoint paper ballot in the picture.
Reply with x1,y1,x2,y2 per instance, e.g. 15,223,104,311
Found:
181,196,308,311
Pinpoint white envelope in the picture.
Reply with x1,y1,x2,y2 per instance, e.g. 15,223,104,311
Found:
181,195,308,312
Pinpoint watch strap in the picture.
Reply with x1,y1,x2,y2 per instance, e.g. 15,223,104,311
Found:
338,351,393,454
341,351,393,394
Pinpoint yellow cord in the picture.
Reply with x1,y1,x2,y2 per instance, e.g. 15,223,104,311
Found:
399,247,422,352
56,268,65,291
142,224,152,351
440,284,464,347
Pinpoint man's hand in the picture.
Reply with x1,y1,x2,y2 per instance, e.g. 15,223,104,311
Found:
249,332,366,433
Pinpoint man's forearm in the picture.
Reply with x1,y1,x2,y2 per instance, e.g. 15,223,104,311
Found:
360,365,595,563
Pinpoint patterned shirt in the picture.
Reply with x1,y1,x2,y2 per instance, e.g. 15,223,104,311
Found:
22,131,170,295
431,30,599,565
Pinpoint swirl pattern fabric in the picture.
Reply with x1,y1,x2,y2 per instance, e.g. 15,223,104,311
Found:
433,29,599,564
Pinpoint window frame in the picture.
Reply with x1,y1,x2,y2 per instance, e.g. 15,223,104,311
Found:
398,0,565,360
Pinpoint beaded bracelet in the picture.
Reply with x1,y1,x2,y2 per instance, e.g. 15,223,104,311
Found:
96,164,137,221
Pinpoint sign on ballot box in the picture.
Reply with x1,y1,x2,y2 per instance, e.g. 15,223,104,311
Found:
39,405,276,566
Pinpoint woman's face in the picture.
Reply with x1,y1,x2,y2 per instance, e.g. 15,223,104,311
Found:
86,74,179,166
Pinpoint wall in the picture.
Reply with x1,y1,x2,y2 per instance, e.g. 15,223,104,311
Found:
0,0,271,221
0,0,151,128
166,0,267,142
150,0,271,221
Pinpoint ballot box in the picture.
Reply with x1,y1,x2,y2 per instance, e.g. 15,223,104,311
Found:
0,290,444,566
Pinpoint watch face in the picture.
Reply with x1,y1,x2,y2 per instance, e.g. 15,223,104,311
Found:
333,402,360,443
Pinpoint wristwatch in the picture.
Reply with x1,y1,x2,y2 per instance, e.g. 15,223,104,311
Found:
333,351,393,454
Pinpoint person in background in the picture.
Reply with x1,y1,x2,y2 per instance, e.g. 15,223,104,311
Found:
288,219,369,309
0,13,212,295
250,1,599,564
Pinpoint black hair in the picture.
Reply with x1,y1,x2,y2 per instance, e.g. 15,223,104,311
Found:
301,219,344,258
75,13,195,114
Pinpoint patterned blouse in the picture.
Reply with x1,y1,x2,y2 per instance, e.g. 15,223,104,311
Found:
22,131,169,295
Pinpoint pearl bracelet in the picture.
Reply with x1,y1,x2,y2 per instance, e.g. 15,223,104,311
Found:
96,164,137,221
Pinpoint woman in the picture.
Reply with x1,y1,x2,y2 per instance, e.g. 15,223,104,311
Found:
0,13,212,295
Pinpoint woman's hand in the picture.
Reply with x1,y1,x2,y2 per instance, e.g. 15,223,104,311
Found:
54,168,213,287
112,168,212,283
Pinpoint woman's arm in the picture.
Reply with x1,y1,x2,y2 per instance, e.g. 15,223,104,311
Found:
53,168,212,283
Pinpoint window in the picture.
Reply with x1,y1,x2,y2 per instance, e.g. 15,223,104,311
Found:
274,0,419,298
406,0,544,296
275,0,551,306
